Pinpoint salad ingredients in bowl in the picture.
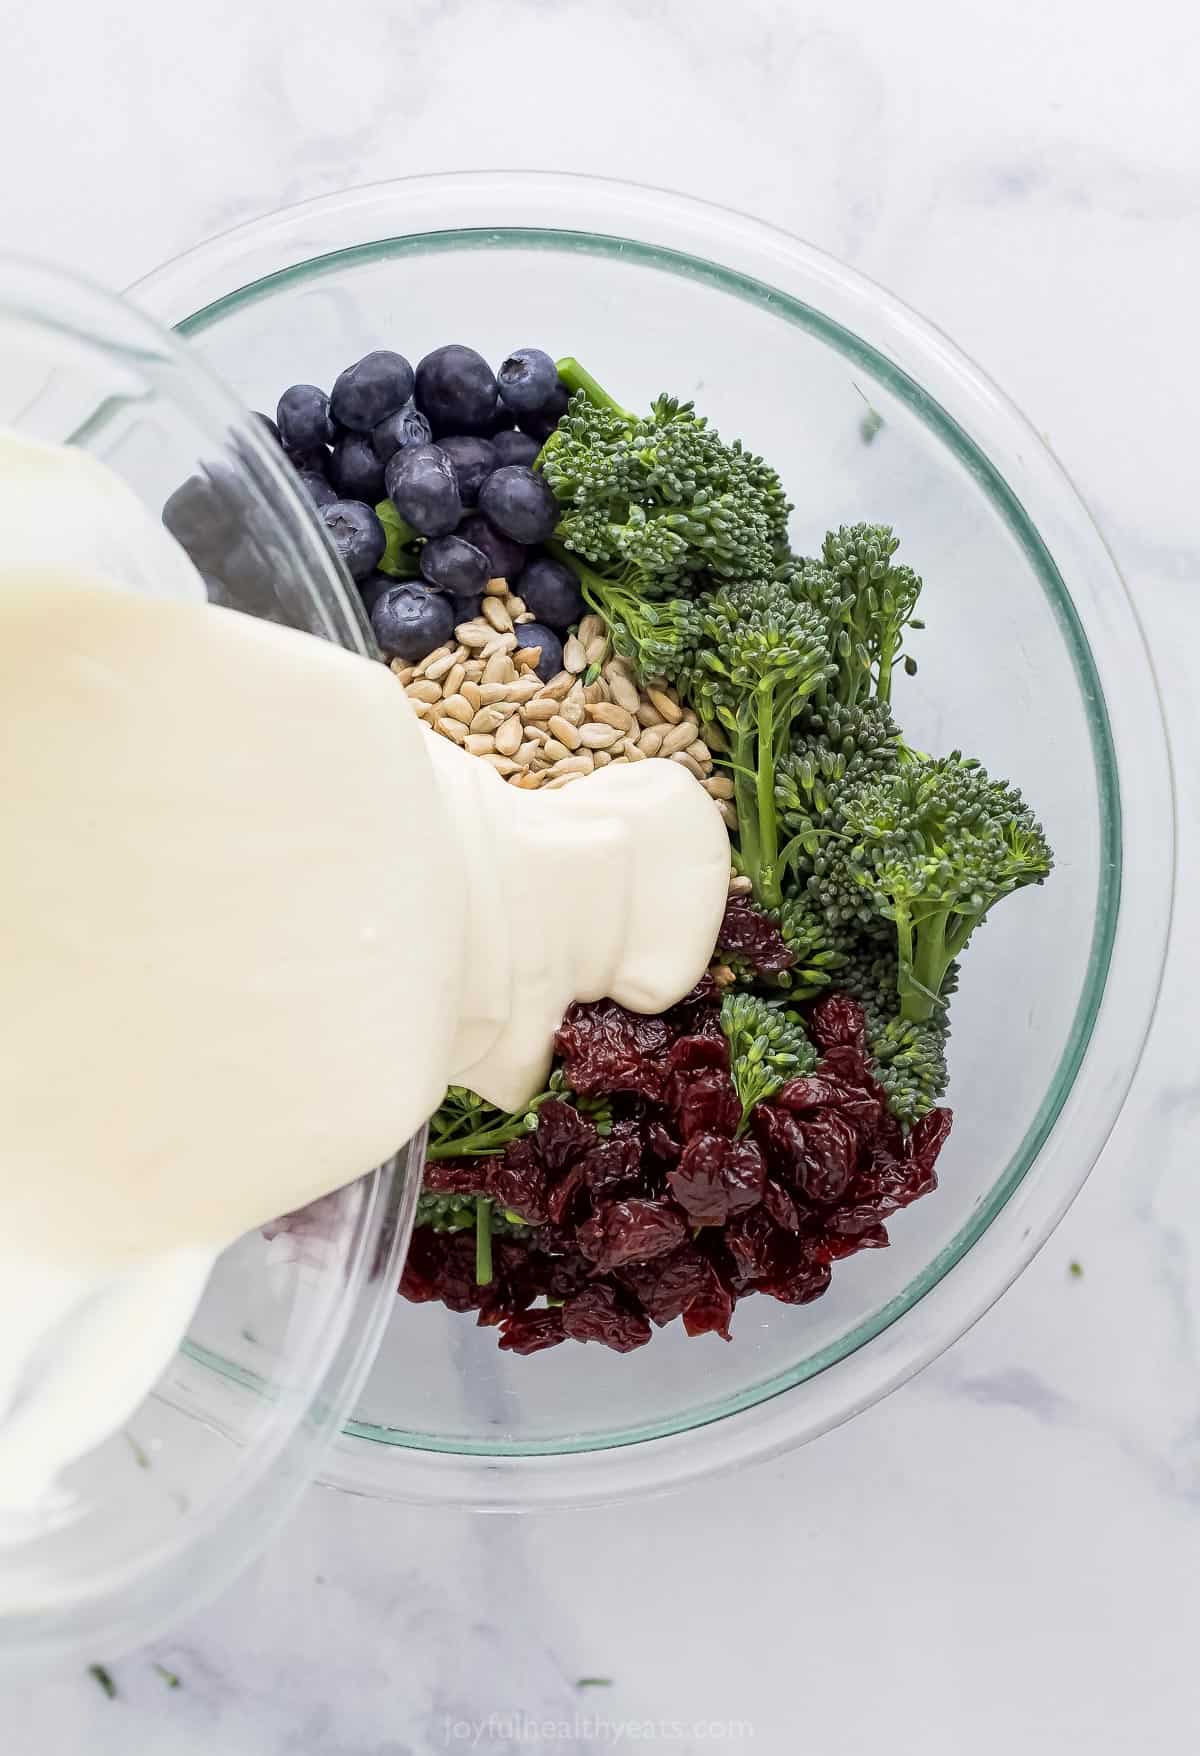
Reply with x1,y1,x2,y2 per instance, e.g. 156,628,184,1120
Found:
251,341,1053,1356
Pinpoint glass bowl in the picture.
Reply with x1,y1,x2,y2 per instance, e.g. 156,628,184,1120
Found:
131,173,1174,1508
0,258,424,1662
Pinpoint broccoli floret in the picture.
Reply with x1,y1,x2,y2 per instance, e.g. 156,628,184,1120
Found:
546,543,702,684
720,991,817,1132
775,697,901,876
794,524,923,707
869,1014,950,1126
682,581,833,909
774,891,850,997
425,1084,551,1161
538,361,792,594
841,752,1053,1022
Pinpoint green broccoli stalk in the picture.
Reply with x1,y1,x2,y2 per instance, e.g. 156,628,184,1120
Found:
475,1198,494,1286
683,582,833,910
841,752,1053,1022
537,364,792,593
720,992,817,1132
795,525,924,707
425,1084,553,1161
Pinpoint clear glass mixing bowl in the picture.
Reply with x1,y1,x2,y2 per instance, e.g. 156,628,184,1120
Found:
0,258,425,1663
130,172,1174,1510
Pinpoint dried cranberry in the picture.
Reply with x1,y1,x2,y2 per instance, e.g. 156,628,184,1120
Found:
545,1160,589,1225
757,1236,833,1305
618,1242,716,1326
555,999,674,1100
817,1043,876,1090
792,1111,858,1204
543,1250,593,1301
908,1106,953,1173
562,1284,652,1352
750,1102,809,1185
682,1277,735,1340
497,1307,567,1354
398,1225,448,1302
807,992,867,1051
665,973,722,1033
724,1207,780,1281
822,1201,891,1242
421,1159,488,1196
667,1132,766,1225
668,1067,742,1141
399,1230,486,1313
716,895,795,976
534,1098,598,1172
491,1138,549,1224
776,1075,850,1111
666,1033,730,1075
821,1224,890,1259
576,1198,688,1270
644,1120,682,1167
579,1128,643,1197
762,1178,802,1233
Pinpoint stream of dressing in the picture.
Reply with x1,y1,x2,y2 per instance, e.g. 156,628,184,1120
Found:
0,436,730,1520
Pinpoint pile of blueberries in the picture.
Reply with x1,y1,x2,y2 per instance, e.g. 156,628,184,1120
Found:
266,345,585,678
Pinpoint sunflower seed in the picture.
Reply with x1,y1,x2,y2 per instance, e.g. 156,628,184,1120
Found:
606,672,641,713
671,749,707,782
485,576,509,597
481,753,520,776
407,698,433,720
505,595,527,619
390,662,415,685
406,679,443,704
471,706,508,735
717,800,739,831
578,722,621,750
659,721,697,757
638,727,665,756
514,645,542,671
636,700,664,728
728,873,753,896
687,738,711,766
543,737,572,763
442,662,466,698
647,687,682,723
440,693,474,724
465,732,496,756
494,714,523,757
514,739,539,768
523,697,559,722
483,651,516,686
704,775,736,800
462,660,485,682
461,680,482,711
548,752,595,777
585,634,609,666
456,620,494,649
592,749,613,768
588,702,633,731
510,769,544,789
547,715,582,750
506,676,544,702
622,738,647,761
577,613,605,647
421,647,457,681
481,633,517,659
563,634,587,674
435,715,469,745
482,597,514,634
541,671,575,700
543,771,584,789
583,678,609,705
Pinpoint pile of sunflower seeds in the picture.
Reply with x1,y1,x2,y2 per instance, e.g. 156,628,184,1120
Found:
390,591,737,826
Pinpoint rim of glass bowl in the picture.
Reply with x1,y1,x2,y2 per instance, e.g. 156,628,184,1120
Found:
130,172,1175,1508
0,252,424,1659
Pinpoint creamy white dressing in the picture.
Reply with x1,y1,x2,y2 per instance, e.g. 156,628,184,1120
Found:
0,435,730,1525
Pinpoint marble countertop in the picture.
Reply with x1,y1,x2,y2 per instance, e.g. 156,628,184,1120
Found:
5,0,1200,1749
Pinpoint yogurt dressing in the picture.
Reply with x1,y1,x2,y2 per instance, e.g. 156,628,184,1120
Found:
0,436,730,1519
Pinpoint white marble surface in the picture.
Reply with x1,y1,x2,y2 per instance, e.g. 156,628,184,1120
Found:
5,0,1200,1749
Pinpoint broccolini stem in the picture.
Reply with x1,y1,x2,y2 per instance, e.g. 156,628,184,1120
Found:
876,625,897,705
754,681,783,911
730,722,762,889
902,910,950,1023
475,1199,494,1286
554,357,633,419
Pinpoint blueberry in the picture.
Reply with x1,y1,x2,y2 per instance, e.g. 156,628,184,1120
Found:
455,512,526,584
497,348,558,417
372,400,432,465
358,571,396,616
514,622,563,683
450,590,483,624
162,469,240,567
414,344,498,437
371,582,456,664
284,444,331,475
330,350,415,434
491,429,541,469
517,380,569,442
255,412,282,444
320,499,386,582
277,383,333,454
330,432,386,503
436,435,496,508
295,469,338,509
479,465,559,544
516,555,586,631
419,533,491,598
385,443,462,538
